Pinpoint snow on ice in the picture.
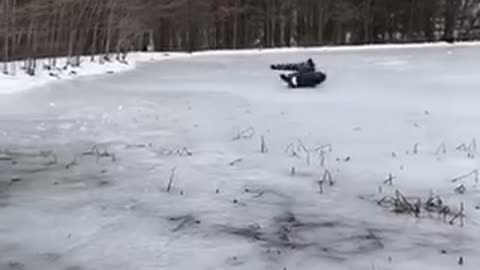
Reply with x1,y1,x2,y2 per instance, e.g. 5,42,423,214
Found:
1,42,480,270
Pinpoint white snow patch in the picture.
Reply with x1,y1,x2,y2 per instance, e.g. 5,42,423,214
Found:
376,60,409,66
0,53,189,95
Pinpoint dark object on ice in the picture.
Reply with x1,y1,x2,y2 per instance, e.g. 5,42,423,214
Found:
280,71,327,88
270,58,316,73
271,58,327,88
10,177,22,183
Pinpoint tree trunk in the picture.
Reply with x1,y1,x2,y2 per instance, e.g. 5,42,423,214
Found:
67,30,75,66
148,30,155,51
10,0,16,75
444,0,458,42
407,0,416,40
91,24,98,61
105,0,116,60
363,0,374,43
3,0,10,74
232,0,239,48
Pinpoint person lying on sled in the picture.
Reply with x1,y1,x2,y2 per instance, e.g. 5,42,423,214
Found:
279,71,327,88
270,58,326,88
270,58,316,73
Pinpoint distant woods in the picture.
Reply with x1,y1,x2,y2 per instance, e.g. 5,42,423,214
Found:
1,0,480,67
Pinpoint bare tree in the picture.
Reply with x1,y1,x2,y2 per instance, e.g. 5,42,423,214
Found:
0,0,478,69
3,0,10,74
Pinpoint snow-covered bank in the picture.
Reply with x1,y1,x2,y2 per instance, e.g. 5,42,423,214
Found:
0,53,190,95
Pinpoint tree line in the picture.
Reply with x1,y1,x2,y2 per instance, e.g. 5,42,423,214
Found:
1,0,480,73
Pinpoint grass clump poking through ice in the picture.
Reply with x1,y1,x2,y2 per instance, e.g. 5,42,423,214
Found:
317,170,335,194
376,190,465,226
285,141,331,166
260,135,268,153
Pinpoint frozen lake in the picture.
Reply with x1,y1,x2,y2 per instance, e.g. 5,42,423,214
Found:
2,45,480,270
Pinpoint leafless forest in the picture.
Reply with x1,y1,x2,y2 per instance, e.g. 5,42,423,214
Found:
1,0,479,70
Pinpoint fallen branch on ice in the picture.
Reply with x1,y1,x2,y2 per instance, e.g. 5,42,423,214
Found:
232,127,255,141
157,147,193,157
229,158,243,166
168,214,201,232
166,167,176,192
451,170,478,184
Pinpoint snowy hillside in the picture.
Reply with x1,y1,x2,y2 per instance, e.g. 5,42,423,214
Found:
1,44,480,270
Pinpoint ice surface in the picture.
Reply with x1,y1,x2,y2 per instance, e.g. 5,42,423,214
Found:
2,44,480,270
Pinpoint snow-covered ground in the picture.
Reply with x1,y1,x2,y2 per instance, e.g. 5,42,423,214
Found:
2,43,480,270
0,52,190,95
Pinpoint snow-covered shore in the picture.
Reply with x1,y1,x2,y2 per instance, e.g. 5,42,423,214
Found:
0,53,190,95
